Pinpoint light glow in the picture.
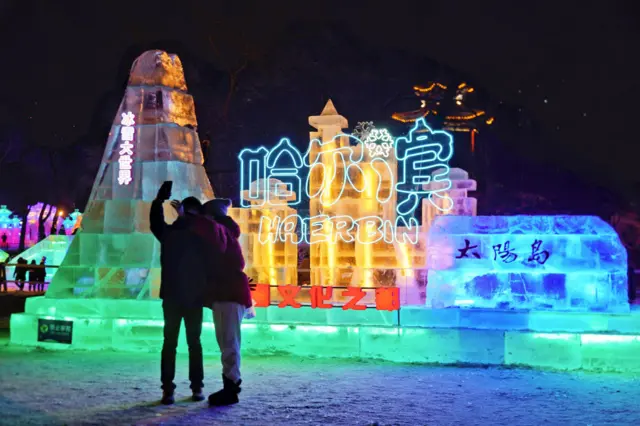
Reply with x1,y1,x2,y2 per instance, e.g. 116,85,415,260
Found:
117,112,135,185
363,128,394,158
242,120,454,246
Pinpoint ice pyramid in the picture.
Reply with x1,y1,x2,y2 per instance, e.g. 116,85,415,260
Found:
46,50,214,299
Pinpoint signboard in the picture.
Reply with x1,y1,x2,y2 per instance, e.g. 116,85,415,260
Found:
251,284,400,311
238,118,455,245
37,319,73,344
118,111,135,185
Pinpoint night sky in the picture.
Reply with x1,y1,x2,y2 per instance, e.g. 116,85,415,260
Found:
0,1,638,206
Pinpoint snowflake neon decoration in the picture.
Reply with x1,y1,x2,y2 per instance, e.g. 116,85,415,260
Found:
363,128,394,158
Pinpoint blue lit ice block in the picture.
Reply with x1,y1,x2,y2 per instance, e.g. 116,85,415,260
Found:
426,216,629,312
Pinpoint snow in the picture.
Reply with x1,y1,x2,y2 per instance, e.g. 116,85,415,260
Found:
1,333,639,425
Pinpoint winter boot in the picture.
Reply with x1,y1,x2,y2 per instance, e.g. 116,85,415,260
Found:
192,388,205,402
208,375,242,406
161,391,175,405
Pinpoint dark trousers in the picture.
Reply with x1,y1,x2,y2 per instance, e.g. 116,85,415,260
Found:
161,301,204,392
0,280,6,292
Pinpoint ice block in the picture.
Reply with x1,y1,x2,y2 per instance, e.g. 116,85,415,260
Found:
426,215,629,312
45,50,214,300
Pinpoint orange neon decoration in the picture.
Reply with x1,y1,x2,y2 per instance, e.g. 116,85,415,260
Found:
310,286,333,309
341,287,367,311
252,284,400,311
375,287,401,311
251,284,271,307
277,285,302,308
471,130,476,153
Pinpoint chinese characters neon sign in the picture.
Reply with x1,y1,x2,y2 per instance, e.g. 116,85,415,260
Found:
455,238,551,265
118,112,135,185
239,118,455,245
251,284,400,311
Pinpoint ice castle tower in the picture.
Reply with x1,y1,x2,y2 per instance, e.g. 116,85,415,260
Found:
46,50,214,299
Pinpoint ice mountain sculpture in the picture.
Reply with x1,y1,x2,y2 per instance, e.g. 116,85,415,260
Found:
426,215,629,312
46,50,214,299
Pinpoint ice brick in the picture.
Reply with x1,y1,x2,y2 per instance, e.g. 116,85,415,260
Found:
45,50,213,301
426,215,629,312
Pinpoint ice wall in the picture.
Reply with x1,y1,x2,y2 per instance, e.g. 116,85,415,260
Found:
46,50,213,299
426,215,629,312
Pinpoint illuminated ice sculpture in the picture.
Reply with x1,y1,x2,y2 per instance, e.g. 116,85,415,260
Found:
426,215,629,312
233,100,463,305
45,50,214,299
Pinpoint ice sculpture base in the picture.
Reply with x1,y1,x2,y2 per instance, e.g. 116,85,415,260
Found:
10,297,640,373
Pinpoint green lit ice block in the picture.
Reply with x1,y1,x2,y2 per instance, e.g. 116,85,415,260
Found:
12,311,640,372
43,51,214,301
5,236,73,282
10,297,640,373
505,332,583,370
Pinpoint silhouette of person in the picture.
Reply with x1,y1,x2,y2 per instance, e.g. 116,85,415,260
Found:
14,257,27,291
149,183,209,405
28,260,37,291
1,234,7,248
38,257,47,292
0,261,7,292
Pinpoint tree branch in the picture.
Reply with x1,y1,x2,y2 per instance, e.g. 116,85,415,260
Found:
0,139,13,165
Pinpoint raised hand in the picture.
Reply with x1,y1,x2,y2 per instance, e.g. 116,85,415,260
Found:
156,181,173,201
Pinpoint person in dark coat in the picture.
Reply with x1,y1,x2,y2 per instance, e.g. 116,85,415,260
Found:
37,257,47,292
0,260,7,292
199,198,252,407
14,257,27,291
149,183,211,405
28,260,37,291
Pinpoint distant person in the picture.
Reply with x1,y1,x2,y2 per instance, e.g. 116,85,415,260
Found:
14,257,27,291
1,234,7,248
149,182,210,405
28,260,37,291
38,257,47,292
201,199,252,407
0,260,7,292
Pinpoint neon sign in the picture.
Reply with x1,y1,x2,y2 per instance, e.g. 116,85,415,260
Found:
238,118,454,245
363,128,394,158
251,284,400,311
118,112,135,185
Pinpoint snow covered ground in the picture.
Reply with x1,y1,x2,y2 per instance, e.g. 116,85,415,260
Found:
1,333,639,426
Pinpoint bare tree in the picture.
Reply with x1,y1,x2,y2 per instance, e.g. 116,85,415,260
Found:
18,205,31,252
37,204,54,241
0,139,13,167
207,24,255,123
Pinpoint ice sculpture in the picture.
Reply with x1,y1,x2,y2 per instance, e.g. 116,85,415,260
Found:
0,249,8,263
62,209,82,235
426,215,629,312
46,50,213,299
25,203,58,248
0,205,21,250
5,236,73,282
423,168,477,232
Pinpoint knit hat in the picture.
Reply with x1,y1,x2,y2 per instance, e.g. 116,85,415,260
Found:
181,196,203,214
204,198,232,217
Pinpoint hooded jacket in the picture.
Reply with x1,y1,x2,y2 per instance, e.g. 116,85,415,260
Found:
149,199,210,308
196,215,252,308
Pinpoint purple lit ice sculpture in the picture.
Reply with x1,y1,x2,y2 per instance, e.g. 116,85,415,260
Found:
0,205,21,250
62,210,82,235
25,203,57,247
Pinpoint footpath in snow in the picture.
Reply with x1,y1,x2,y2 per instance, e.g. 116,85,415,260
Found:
0,338,639,426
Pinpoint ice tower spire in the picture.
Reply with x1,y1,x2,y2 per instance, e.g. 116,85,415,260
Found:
47,50,214,299
309,99,348,130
